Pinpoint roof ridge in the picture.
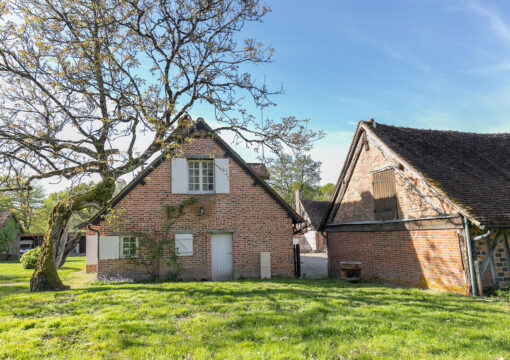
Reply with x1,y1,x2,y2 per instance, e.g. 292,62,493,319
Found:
361,120,510,136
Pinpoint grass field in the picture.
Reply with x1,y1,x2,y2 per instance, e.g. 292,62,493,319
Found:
0,257,509,359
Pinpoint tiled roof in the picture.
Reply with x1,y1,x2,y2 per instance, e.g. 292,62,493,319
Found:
300,199,330,229
369,122,510,226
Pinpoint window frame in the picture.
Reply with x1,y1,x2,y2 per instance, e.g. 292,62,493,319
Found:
120,236,138,258
187,159,215,193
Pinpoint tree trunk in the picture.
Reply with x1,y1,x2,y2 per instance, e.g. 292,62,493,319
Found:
58,231,82,268
30,178,115,292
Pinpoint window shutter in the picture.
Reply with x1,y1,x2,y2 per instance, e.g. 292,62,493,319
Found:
171,158,188,194
99,236,120,260
214,158,230,194
372,169,398,221
175,233,193,256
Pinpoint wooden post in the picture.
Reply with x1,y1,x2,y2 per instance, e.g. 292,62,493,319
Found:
503,230,510,277
474,261,483,296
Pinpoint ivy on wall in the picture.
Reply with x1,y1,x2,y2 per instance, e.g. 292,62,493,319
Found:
0,216,19,252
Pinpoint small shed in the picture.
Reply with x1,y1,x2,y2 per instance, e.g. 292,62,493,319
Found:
0,212,22,260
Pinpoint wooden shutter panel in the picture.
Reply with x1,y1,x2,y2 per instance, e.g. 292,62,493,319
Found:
175,233,193,256
214,158,230,194
99,236,120,260
372,169,398,221
171,158,188,194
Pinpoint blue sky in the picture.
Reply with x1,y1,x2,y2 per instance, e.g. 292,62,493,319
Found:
189,0,510,185
37,0,510,192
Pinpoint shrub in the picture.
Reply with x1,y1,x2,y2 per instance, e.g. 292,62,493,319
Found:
20,247,40,269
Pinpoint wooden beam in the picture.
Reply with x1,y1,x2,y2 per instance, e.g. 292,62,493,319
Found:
486,238,499,288
479,230,502,280
324,216,463,232
503,230,510,277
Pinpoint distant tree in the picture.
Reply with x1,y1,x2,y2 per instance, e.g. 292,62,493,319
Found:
0,0,321,291
0,176,45,232
266,152,322,208
317,183,335,201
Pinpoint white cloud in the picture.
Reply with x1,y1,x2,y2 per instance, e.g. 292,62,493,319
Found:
459,0,510,41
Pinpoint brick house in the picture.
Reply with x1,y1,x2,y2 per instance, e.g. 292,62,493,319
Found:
319,120,510,295
83,119,302,281
294,190,328,252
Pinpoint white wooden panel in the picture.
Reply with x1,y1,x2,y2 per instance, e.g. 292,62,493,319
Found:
86,234,98,265
211,233,233,280
99,236,120,260
260,252,271,279
171,158,188,194
175,233,193,256
214,158,230,194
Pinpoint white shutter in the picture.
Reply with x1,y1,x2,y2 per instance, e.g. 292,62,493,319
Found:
214,158,229,194
171,158,188,194
99,236,120,260
175,233,193,256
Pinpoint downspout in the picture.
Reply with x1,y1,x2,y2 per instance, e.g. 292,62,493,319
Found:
322,231,329,277
87,224,100,273
463,217,477,296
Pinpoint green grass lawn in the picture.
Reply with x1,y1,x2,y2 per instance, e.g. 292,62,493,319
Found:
0,257,509,359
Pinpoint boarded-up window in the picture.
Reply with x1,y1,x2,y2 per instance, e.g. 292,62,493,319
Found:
372,169,398,221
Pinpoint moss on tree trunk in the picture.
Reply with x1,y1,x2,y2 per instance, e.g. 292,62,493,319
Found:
30,178,115,292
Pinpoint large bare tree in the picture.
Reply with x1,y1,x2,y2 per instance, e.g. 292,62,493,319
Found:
0,0,320,291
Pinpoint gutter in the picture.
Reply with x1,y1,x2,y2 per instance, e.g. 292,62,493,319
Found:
463,217,477,296
324,215,459,228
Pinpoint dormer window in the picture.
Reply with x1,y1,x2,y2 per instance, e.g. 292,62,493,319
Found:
188,160,214,192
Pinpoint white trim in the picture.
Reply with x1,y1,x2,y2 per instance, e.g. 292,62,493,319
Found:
187,159,215,193
120,236,138,258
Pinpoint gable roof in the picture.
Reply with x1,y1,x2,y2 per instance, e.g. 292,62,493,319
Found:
299,198,329,229
321,120,510,228
0,212,22,232
85,119,302,225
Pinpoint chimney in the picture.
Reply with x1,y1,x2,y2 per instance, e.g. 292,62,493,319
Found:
367,118,376,128
295,189,302,212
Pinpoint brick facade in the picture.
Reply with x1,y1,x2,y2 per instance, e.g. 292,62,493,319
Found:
328,230,469,294
88,136,296,280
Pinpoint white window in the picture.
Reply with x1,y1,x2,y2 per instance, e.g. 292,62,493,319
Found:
121,236,138,258
175,233,193,256
188,160,214,192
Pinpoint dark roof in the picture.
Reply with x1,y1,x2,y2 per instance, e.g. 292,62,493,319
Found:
300,199,330,229
84,119,302,226
247,163,270,179
367,122,510,226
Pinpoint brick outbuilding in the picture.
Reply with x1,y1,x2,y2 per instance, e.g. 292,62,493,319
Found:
83,119,302,281
320,120,510,295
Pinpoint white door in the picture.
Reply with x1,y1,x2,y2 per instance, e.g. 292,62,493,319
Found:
211,233,233,281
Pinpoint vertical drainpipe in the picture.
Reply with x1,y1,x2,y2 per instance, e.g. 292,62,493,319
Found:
463,217,477,296
323,231,329,277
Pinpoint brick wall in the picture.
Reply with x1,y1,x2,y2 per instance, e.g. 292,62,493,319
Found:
333,137,457,224
473,232,510,288
328,229,470,294
92,137,295,280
